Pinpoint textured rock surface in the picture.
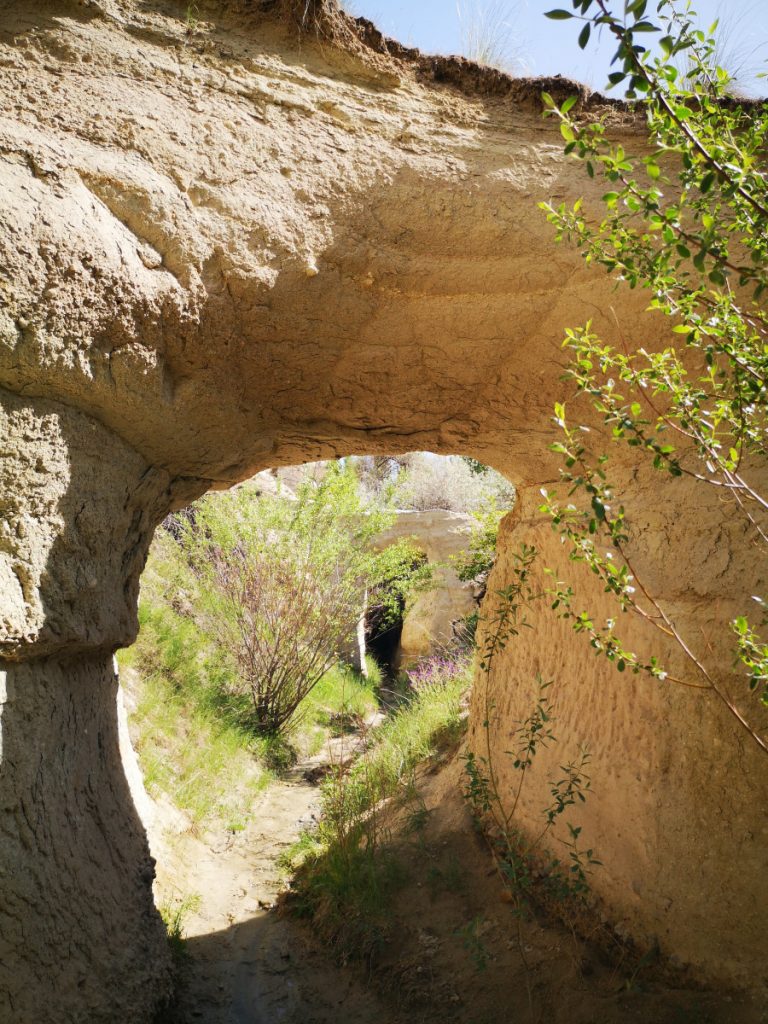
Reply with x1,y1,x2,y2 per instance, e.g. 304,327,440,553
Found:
0,0,644,506
0,655,171,1022
376,509,477,666
472,478,768,989
0,1,766,1018
0,386,193,660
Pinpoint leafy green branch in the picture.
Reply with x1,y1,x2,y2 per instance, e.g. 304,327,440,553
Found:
536,0,768,748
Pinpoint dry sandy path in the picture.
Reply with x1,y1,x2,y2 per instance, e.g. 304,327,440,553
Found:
150,731,393,1024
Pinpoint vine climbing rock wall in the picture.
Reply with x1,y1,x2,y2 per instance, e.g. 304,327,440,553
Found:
473,474,768,990
0,1,766,1018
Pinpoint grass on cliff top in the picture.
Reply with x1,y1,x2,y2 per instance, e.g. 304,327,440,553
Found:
119,530,379,833
281,659,471,960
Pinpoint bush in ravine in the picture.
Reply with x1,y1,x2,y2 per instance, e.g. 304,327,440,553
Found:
453,500,507,599
181,462,419,735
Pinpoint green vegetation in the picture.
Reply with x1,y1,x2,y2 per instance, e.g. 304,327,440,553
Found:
453,501,506,590
287,659,381,751
282,656,471,961
123,457,488,961
121,525,379,831
182,462,419,735
184,2,200,33
538,0,768,753
120,594,273,830
157,893,202,963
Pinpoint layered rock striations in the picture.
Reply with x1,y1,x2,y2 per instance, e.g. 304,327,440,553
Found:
0,2,766,1019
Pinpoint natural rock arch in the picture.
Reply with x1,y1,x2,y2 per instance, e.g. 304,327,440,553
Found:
1,3,766,1020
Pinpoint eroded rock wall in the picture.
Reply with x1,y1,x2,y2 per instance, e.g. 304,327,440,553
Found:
0,0,644,488
0,655,172,1022
0,387,195,660
0,389,196,1020
472,478,768,988
0,0,766,1016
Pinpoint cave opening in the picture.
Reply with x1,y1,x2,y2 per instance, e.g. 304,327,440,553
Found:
115,450,512,1020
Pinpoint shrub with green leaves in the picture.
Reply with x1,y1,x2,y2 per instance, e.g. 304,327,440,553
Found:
537,0,768,753
453,500,506,598
182,462,420,735
123,526,382,826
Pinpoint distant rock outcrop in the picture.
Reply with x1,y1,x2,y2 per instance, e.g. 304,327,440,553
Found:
376,509,477,667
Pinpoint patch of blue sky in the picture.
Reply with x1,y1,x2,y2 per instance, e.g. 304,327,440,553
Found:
347,1,768,95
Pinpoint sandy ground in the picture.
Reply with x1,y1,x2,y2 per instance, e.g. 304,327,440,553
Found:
146,735,767,1024
149,729,392,1024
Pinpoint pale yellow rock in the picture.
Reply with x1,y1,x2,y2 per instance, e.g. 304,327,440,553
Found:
0,2,766,1020
377,509,477,666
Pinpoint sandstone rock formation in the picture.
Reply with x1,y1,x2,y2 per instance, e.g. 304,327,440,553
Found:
0,2,766,1020
376,509,477,667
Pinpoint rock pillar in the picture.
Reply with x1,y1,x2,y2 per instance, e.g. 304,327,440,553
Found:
0,388,197,1022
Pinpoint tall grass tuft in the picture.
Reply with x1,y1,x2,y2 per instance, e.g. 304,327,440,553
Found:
158,893,202,962
456,0,526,74
676,2,768,97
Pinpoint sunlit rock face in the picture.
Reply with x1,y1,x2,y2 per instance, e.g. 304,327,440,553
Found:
1,2,766,1019
376,509,477,667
